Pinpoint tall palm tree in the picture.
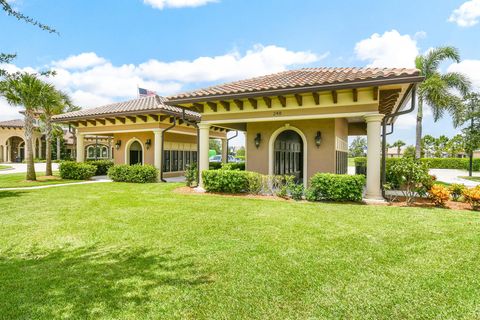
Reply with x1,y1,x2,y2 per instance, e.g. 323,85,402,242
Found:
0,73,53,180
392,140,406,157
414,46,471,158
38,87,75,176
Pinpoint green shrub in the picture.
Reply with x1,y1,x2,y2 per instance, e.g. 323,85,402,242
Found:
307,173,365,202
184,163,198,187
209,162,246,171
86,160,114,175
59,161,96,180
449,183,466,201
108,164,158,183
420,158,480,171
289,183,304,201
387,157,432,204
245,171,263,194
202,170,249,193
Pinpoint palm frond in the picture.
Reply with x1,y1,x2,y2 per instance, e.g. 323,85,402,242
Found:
422,46,460,77
441,72,471,96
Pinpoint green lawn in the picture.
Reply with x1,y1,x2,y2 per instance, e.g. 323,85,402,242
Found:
0,165,12,171
0,172,79,188
1,183,480,319
460,176,480,182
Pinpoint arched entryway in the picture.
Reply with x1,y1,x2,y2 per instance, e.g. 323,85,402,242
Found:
126,139,143,165
269,125,307,186
273,130,304,182
6,136,25,163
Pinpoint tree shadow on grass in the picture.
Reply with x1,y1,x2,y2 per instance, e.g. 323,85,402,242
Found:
0,190,26,199
0,246,212,318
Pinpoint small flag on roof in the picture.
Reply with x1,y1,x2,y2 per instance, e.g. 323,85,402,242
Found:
138,87,156,97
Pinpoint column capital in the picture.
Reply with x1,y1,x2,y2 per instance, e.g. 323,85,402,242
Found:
364,113,384,123
198,123,211,130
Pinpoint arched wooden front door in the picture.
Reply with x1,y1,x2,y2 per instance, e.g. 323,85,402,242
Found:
273,130,303,182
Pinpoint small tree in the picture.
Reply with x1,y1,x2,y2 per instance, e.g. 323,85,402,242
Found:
388,157,432,205
403,145,416,158
349,137,367,157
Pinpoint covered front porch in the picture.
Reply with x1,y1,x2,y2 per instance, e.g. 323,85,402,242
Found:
168,68,423,200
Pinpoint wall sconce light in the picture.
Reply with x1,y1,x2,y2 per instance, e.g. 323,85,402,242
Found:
115,140,122,150
145,139,152,150
315,131,322,148
254,133,262,148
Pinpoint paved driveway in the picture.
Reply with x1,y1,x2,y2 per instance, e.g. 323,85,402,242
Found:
0,163,60,174
429,169,480,187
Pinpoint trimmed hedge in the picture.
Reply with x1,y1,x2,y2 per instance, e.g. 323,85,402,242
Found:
59,161,96,180
202,170,249,193
108,164,158,183
355,157,480,172
209,162,245,170
86,160,114,175
308,173,365,202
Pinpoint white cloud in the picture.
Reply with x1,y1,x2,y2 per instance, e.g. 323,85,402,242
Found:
448,0,480,27
52,52,107,70
143,0,217,10
447,59,480,90
0,45,325,119
354,30,420,68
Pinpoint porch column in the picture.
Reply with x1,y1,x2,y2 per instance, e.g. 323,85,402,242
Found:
198,123,210,188
76,133,85,162
221,138,228,163
153,130,163,172
364,114,384,200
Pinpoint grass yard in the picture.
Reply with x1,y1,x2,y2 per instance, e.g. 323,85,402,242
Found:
0,165,12,171
460,176,480,182
0,172,79,188
1,183,480,319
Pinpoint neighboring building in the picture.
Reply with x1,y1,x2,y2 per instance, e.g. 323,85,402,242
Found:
474,150,480,159
0,118,113,163
53,96,227,178
386,147,404,158
55,67,423,200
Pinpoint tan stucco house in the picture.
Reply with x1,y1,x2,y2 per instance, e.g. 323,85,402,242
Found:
55,67,423,199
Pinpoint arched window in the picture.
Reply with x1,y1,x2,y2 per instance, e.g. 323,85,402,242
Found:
86,145,109,159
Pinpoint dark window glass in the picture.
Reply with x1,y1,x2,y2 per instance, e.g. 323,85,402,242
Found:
163,150,170,172
179,151,184,171
172,151,178,171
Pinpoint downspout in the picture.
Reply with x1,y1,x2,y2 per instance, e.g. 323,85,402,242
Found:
160,117,177,182
180,108,201,185
226,131,238,163
381,85,417,198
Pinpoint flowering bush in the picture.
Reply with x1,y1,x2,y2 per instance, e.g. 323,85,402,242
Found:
428,185,451,207
463,186,480,211
449,183,466,202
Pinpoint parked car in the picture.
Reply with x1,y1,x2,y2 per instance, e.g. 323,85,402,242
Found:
209,155,241,163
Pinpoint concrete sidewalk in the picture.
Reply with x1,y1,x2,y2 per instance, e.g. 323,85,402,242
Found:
0,175,111,191
0,163,60,174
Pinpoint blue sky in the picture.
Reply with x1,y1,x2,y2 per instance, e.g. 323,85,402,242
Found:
1,0,479,146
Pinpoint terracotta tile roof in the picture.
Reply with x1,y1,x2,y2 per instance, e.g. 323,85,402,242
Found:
168,67,422,101
53,95,200,121
0,119,24,128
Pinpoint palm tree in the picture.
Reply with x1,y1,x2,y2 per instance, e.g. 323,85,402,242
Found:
0,73,53,180
38,87,75,176
392,140,406,157
414,46,471,158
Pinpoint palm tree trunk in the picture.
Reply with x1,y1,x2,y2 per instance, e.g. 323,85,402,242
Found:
56,136,61,160
415,98,423,159
45,116,52,176
24,110,36,181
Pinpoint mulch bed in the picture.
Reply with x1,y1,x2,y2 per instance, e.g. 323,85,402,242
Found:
175,186,478,211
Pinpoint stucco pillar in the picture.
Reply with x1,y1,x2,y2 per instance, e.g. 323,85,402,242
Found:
364,114,385,200
198,123,210,188
221,138,228,163
153,130,163,172
76,133,85,162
